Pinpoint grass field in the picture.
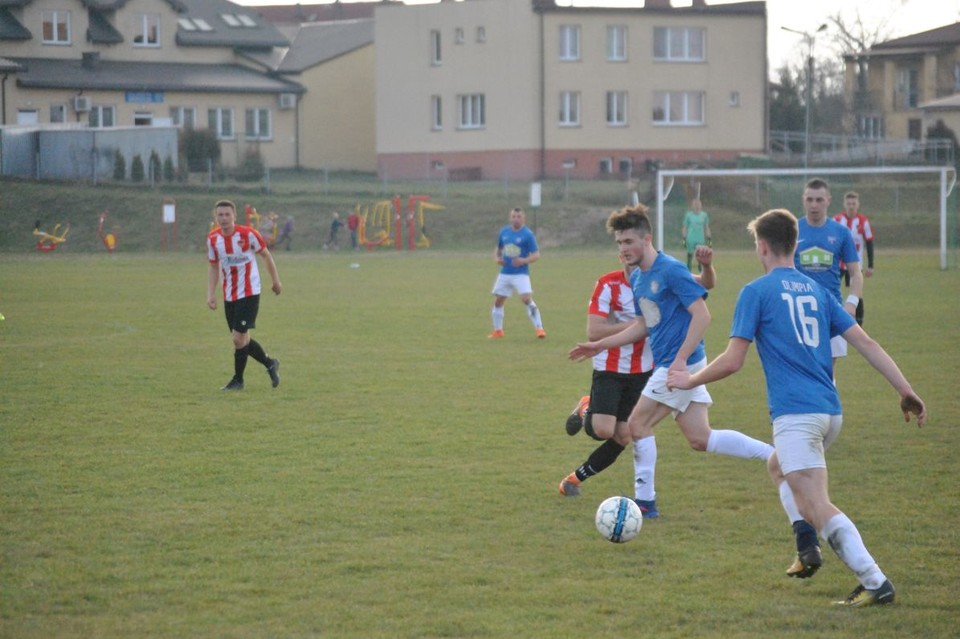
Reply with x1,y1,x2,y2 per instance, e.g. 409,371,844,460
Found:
1,248,958,638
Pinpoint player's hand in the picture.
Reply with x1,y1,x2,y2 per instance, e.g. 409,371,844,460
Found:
694,245,713,267
667,368,692,391
207,297,217,310
864,267,874,278
900,393,926,428
272,281,282,295
569,342,601,362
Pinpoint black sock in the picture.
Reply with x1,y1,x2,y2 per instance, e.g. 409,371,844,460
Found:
247,339,271,366
575,440,626,482
793,519,819,551
233,346,249,380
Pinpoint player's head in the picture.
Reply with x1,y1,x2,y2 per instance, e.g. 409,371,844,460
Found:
691,198,702,211
802,177,831,224
748,208,797,258
843,191,859,216
607,204,653,267
214,199,238,229
509,207,525,229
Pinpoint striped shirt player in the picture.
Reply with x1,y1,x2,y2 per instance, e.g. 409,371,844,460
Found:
207,199,283,391
834,191,874,326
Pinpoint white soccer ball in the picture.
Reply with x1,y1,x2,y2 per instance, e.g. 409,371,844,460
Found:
595,496,643,543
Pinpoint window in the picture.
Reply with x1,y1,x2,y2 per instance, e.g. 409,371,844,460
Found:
50,104,66,124
618,158,633,175
208,108,234,139
559,25,580,61
458,94,485,129
606,91,628,126
607,25,627,61
954,62,960,92
431,95,442,131
430,30,441,65
599,158,613,174
729,91,741,107
455,27,464,44
653,27,705,62
134,14,160,46
858,115,883,139
653,91,704,125
221,14,255,28
170,106,196,129
897,68,919,108
245,108,271,140
178,17,212,32
42,11,71,44
559,91,580,126
476,26,486,43
89,105,116,128
133,111,153,126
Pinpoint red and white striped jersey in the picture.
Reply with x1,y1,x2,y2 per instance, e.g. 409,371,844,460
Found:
588,270,654,374
833,212,874,263
207,225,267,302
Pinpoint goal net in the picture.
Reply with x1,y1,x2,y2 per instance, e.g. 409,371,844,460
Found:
653,166,958,270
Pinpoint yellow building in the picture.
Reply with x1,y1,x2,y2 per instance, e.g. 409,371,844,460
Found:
374,0,768,181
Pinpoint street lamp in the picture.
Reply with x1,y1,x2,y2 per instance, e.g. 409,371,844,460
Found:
782,24,827,168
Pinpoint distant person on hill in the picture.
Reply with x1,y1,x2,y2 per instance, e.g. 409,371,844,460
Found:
347,210,360,250
277,215,294,251
324,212,343,250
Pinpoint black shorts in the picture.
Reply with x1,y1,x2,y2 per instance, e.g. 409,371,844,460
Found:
589,369,652,423
224,295,260,333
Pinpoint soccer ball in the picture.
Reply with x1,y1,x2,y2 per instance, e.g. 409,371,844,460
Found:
595,496,643,543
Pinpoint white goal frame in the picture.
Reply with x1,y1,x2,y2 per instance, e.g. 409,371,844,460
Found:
655,166,957,270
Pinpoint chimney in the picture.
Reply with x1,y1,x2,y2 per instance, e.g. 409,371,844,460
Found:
691,0,707,7
646,0,672,8
81,51,100,70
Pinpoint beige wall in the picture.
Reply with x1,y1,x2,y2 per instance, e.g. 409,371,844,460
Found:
296,44,377,171
375,0,766,180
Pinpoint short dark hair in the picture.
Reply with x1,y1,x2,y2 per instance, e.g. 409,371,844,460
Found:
747,208,797,257
214,199,237,212
844,191,859,200
606,203,652,236
805,177,830,192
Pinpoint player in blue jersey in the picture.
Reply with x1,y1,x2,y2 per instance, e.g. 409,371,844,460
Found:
796,178,862,372
668,208,926,607
489,207,546,339
569,205,774,485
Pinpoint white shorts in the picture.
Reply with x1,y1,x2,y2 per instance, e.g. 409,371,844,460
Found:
492,273,532,297
830,335,847,358
643,357,712,415
773,413,842,475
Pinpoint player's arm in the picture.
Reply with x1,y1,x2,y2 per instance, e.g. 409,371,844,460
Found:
586,313,632,341
514,250,540,267
669,297,710,371
494,245,504,265
693,246,716,290
845,261,863,314
668,337,750,390
258,247,282,295
842,324,927,427
207,262,220,310
570,318,648,361
864,238,874,277
705,221,712,246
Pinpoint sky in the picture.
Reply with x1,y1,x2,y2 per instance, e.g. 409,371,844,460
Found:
235,0,960,71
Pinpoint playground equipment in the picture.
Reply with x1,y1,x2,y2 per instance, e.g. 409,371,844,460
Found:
97,211,117,252
33,221,69,252
357,195,444,251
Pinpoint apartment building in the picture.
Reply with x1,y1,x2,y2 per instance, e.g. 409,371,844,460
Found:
375,0,767,181
0,0,305,169
845,22,960,143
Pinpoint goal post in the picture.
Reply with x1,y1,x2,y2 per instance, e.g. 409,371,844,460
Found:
655,166,958,270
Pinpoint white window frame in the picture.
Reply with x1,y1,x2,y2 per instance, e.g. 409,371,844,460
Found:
431,95,442,131
42,10,71,45
134,13,160,47
559,25,580,61
245,108,272,140
50,104,67,124
133,111,153,126
458,94,485,129
653,91,704,125
430,30,442,65
607,25,627,62
559,91,580,127
170,106,197,129
606,91,628,126
653,27,705,62
88,105,116,128
208,107,234,139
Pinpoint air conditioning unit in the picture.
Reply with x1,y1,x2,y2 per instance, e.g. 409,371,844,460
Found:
72,95,92,112
278,93,296,110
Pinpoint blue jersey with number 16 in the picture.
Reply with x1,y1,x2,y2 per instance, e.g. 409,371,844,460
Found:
730,267,856,419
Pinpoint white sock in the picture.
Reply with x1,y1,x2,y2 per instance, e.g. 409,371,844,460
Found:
492,306,504,330
778,480,803,524
706,430,774,460
820,513,886,589
525,300,542,329
633,436,657,501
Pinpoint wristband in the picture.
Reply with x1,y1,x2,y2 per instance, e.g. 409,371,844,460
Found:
845,295,860,306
